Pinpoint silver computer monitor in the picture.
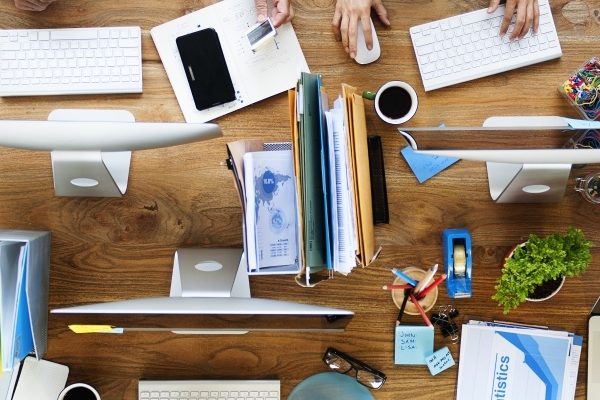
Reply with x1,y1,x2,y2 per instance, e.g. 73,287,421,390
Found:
399,116,600,203
51,248,353,334
0,109,222,197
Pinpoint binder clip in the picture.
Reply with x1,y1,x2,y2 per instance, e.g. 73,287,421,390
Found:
442,228,472,298
431,305,460,343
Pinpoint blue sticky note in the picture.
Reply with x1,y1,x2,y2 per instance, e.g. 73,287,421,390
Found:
425,346,455,375
394,325,434,365
563,117,600,130
400,146,459,183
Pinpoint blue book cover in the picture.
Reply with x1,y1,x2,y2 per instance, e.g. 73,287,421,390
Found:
13,250,34,363
317,75,332,271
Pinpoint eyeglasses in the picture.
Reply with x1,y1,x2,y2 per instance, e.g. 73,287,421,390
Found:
322,347,387,390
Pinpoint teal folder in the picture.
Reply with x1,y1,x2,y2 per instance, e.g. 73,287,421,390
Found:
317,76,332,271
300,72,327,269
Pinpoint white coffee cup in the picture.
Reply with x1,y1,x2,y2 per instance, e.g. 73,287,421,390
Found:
58,383,100,400
364,81,418,124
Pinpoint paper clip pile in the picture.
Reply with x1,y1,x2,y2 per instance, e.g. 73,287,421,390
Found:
561,56,600,120
566,129,600,150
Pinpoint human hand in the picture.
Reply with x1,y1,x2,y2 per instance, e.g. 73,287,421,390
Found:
332,0,389,59
14,0,56,11
254,0,294,28
488,0,539,39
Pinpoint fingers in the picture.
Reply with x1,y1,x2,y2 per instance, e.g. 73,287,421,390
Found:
340,12,350,54
500,0,539,39
372,0,390,26
488,0,500,13
334,0,383,58
254,0,268,22
500,0,515,36
14,0,52,11
532,0,540,33
271,0,293,27
361,16,373,50
348,14,359,58
511,0,527,38
332,2,342,41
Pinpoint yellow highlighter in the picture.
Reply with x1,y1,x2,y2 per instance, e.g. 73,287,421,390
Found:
68,325,124,334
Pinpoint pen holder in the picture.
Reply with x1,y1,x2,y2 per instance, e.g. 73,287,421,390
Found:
391,267,438,315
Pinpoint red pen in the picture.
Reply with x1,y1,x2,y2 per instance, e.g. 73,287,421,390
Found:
409,293,432,327
416,273,447,300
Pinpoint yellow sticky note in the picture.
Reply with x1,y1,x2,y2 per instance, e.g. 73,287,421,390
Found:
68,325,123,334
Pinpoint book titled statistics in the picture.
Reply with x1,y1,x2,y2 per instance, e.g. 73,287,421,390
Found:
243,150,298,272
456,322,581,400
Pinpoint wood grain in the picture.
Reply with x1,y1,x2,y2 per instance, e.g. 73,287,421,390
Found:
1,0,599,398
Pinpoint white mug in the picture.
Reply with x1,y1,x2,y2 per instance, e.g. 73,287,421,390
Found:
364,81,418,124
58,383,100,400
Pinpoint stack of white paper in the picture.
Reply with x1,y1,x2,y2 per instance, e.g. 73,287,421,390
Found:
324,97,358,275
457,320,582,400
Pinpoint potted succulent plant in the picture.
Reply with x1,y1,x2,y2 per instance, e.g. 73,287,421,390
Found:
492,227,592,314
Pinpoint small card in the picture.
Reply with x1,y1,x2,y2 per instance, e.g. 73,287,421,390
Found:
400,146,458,183
425,346,455,375
394,325,434,365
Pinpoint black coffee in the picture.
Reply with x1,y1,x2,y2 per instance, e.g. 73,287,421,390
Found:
63,386,97,400
378,86,412,120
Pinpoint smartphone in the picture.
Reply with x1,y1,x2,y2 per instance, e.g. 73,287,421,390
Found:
176,28,236,111
245,18,276,50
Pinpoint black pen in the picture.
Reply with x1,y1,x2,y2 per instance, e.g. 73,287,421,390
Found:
396,288,413,326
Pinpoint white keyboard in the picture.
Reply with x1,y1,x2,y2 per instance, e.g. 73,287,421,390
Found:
410,0,561,91
0,26,142,96
138,380,280,400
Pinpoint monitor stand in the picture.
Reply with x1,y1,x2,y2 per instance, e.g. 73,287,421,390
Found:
483,116,572,203
49,109,133,197
169,248,249,334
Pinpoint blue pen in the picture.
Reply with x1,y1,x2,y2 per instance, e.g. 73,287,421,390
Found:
391,268,418,287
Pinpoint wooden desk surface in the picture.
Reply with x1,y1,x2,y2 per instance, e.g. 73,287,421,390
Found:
1,0,599,398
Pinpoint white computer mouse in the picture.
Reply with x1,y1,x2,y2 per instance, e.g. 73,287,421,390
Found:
354,18,380,64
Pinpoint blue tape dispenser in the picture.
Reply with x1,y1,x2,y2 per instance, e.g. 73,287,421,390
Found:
442,229,472,298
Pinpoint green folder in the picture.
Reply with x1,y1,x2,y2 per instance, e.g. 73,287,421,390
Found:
300,72,327,269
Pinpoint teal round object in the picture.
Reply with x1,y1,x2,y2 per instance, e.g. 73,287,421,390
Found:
288,372,374,400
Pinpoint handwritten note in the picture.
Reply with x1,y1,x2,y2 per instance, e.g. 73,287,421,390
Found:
400,146,459,183
394,325,434,365
425,346,455,375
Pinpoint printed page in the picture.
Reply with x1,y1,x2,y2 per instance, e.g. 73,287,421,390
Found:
457,324,572,400
330,98,356,273
245,151,298,269
151,0,309,123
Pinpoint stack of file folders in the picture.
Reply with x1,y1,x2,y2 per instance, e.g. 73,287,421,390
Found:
456,319,582,400
0,230,51,400
226,73,379,284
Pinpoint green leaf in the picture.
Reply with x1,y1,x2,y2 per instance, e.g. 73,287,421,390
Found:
492,227,592,314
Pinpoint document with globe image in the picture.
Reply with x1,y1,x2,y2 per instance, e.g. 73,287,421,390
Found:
243,150,298,271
